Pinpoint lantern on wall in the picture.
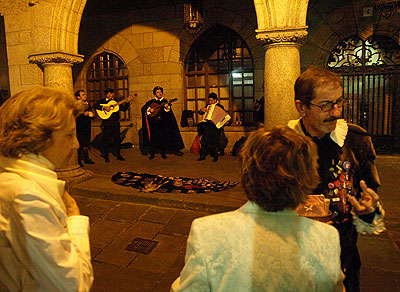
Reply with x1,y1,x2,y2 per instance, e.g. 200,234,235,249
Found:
183,0,204,34
375,0,400,17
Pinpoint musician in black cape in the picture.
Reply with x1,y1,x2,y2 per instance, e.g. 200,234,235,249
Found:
75,90,95,167
197,92,229,162
141,86,184,159
93,88,133,162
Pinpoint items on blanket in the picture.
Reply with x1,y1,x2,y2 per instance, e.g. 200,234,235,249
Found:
112,172,238,193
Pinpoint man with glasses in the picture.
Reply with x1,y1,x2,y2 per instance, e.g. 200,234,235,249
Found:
288,66,385,292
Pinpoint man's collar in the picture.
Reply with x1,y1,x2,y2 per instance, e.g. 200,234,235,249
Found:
330,119,348,147
288,118,348,147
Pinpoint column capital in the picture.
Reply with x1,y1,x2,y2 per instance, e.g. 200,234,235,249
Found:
256,27,308,48
28,52,84,65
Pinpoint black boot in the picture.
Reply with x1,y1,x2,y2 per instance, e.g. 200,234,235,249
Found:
78,148,85,167
116,153,126,161
83,148,95,164
211,149,218,162
101,152,110,163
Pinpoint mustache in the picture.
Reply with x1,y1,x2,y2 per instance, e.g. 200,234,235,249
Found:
323,117,339,123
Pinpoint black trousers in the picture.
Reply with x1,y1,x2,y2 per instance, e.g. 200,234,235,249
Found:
101,122,121,156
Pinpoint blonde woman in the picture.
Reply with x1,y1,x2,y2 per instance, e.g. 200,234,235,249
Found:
0,87,93,291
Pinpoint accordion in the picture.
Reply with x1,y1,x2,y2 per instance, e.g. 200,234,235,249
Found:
201,104,231,129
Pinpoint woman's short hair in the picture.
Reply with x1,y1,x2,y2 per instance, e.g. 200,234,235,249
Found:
241,126,320,212
295,66,343,104
0,87,81,158
153,86,163,95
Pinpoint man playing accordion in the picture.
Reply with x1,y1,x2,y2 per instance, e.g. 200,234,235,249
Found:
197,93,229,162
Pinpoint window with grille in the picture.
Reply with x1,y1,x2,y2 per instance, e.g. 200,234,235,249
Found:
327,35,400,138
184,25,255,126
86,52,130,121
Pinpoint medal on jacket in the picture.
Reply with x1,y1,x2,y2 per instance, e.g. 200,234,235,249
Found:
328,159,352,215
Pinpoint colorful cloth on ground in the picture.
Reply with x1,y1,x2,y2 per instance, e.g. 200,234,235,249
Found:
111,172,238,193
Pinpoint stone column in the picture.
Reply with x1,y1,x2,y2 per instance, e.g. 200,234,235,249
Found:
28,52,91,184
256,27,308,129
28,52,84,94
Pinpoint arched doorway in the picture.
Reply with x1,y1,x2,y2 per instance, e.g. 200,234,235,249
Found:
86,51,130,121
184,25,255,126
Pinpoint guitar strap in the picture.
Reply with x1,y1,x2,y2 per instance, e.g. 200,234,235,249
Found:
145,111,151,140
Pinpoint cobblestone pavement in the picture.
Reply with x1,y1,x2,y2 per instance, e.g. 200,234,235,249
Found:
70,148,400,292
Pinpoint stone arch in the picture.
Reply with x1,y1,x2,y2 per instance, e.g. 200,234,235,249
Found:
29,0,87,54
173,6,264,71
75,33,138,91
253,0,308,30
51,0,87,52
302,3,400,69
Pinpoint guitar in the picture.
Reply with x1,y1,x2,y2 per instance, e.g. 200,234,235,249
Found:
96,95,134,120
148,98,178,117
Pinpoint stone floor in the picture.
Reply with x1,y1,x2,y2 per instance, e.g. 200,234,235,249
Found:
69,147,400,292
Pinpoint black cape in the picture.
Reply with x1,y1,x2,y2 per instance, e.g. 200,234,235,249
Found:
140,98,184,155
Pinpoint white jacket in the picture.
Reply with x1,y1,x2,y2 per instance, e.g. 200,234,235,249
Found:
171,201,344,292
0,154,93,292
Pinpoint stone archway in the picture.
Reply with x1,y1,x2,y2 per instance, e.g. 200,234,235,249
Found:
0,0,88,94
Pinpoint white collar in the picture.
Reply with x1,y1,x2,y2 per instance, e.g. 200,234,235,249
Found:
239,201,298,216
0,153,66,211
287,118,348,147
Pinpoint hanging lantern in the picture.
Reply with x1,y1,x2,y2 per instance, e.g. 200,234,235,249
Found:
183,0,204,34
375,0,400,17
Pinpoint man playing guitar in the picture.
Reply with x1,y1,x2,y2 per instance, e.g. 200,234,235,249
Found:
93,88,134,162
141,86,184,159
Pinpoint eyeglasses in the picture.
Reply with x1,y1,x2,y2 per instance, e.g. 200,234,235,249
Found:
306,97,346,112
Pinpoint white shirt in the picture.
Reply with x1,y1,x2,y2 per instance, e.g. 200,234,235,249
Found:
0,154,93,292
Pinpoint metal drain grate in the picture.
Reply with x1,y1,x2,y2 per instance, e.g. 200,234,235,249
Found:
125,238,158,254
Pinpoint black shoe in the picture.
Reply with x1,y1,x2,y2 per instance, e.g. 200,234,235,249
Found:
84,159,95,164
212,156,218,162
78,161,84,167
149,154,155,160
161,154,167,159
197,156,206,161
174,150,184,156
116,155,125,161
104,156,110,163
219,151,225,157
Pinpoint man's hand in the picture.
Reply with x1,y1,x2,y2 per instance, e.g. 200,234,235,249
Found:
62,191,80,216
347,180,380,215
103,105,111,112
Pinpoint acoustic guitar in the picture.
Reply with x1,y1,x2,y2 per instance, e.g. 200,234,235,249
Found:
96,95,134,120
148,98,178,117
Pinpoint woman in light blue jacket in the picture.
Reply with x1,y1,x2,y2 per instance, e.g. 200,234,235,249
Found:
171,126,344,292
